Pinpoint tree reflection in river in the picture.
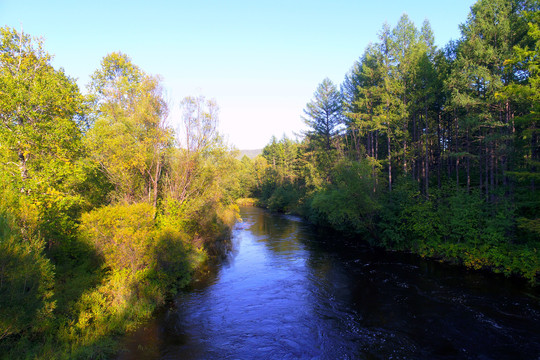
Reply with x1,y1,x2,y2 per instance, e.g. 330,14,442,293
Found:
250,211,304,257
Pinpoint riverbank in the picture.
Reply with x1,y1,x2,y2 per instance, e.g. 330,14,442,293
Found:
118,206,540,359
251,183,539,286
0,203,238,360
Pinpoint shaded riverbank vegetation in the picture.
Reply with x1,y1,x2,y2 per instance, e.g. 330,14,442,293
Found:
238,0,540,283
0,29,239,358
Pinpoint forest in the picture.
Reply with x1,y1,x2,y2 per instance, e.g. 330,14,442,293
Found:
0,29,243,358
241,0,540,282
0,0,539,358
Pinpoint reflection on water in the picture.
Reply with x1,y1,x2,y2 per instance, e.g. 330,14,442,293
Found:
120,207,540,359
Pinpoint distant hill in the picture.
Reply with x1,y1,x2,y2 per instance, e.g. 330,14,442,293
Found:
237,149,262,159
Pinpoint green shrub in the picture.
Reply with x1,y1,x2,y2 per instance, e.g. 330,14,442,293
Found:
150,227,194,295
0,212,55,340
377,178,418,249
267,184,301,213
309,159,379,232
80,203,156,272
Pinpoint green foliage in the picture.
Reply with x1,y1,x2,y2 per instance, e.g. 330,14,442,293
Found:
44,201,220,359
0,212,55,340
160,146,240,239
86,52,171,205
0,28,239,358
0,27,84,187
376,178,419,249
309,159,379,232
80,203,156,272
150,227,197,293
266,183,302,213
0,27,87,253
503,4,540,242
256,136,313,213
261,136,300,183
253,0,540,285
303,78,344,150
375,179,539,282
54,267,156,359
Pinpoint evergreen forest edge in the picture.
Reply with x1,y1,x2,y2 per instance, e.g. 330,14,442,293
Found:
242,0,540,284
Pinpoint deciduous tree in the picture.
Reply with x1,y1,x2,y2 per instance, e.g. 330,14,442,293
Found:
86,52,170,206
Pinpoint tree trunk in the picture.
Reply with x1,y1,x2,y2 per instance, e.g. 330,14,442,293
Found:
479,143,483,193
425,106,429,198
490,138,495,202
437,112,441,189
367,129,372,160
375,130,379,160
485,136,489,198
456,157,459,188
466,128,470,193
413,113,417,181
375,130,379,188
388,132,392,191
152,161,161,208
455,111,459,189
18,151,28,181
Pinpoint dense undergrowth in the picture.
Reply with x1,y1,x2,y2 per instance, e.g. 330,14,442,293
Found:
0,198,238,360
251,161,539,284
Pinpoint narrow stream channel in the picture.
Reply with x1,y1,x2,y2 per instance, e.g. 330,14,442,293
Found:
120,206,540,359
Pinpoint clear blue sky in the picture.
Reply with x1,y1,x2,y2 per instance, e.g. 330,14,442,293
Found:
1,0,476,149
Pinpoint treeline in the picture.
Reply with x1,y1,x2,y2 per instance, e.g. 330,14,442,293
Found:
240,0,539,282
0,29,240,358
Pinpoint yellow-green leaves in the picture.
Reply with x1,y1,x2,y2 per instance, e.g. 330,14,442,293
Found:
0,27,84,184
86,53,170,205
80,203,156,273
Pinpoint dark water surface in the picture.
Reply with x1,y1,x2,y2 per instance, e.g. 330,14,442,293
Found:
120,206,540,359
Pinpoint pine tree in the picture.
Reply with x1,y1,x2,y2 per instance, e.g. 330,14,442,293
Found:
303,78,344,151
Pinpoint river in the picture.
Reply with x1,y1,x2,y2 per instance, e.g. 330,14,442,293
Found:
119,206,540,359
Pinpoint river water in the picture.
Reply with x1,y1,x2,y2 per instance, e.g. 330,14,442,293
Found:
120,206,540,359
